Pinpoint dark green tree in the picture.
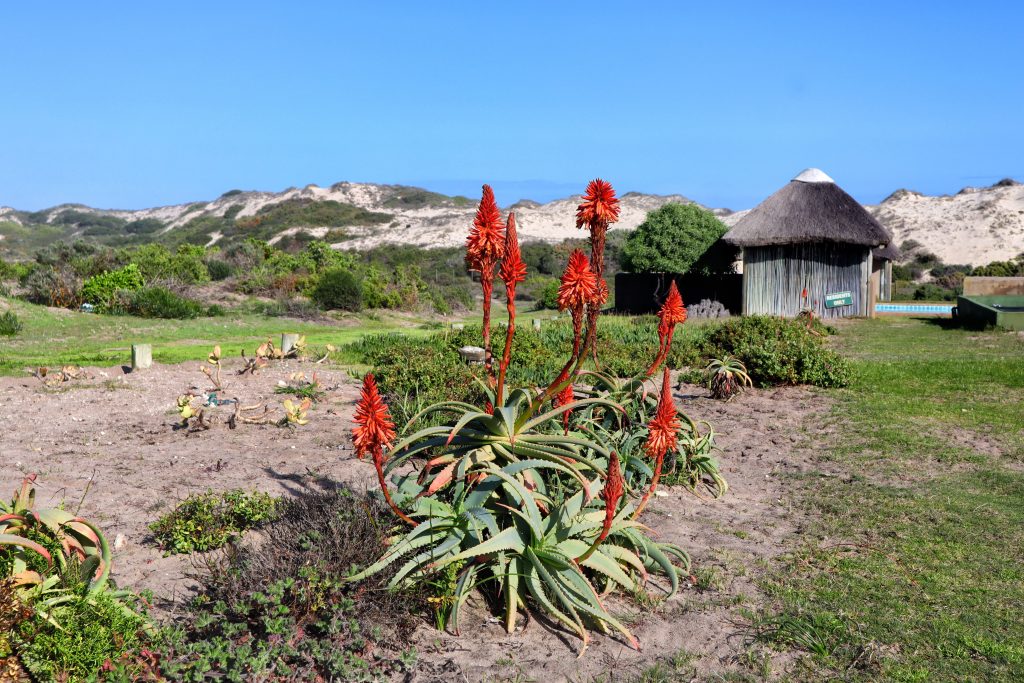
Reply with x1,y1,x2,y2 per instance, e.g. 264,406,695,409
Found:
622,203,732,274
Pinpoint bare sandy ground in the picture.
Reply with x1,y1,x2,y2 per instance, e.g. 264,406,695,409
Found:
0,361,836,681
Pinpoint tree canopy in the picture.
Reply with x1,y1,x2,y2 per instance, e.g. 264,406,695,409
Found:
622,203,733,275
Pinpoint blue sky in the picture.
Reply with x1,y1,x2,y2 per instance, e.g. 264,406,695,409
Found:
1,2,1021,211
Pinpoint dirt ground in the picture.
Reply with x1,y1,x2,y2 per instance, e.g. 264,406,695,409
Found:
0,359,836,681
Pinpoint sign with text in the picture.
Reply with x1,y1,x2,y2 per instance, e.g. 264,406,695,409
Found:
825,291,853,308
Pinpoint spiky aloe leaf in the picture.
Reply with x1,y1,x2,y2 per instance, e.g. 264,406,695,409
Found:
523,550,587,649
389,527,467,586
444,525,526,564
450,562,479,635
0,534,52,564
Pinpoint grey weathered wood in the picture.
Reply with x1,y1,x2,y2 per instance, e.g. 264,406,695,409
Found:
131,344,152,370
532,318,542,331
281,333,300,355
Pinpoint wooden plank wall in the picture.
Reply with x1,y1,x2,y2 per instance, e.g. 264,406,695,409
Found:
741,244,871,318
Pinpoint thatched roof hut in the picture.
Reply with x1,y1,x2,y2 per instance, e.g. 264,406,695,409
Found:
724,169,893,318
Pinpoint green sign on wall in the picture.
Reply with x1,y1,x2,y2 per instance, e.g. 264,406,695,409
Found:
825,291,853,308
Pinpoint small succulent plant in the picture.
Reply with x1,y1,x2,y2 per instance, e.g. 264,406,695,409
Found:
706,355,753,401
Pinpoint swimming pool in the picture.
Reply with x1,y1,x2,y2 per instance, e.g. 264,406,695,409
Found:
875,303,953,314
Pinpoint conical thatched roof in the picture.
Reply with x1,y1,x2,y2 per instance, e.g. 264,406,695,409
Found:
724,169,891,247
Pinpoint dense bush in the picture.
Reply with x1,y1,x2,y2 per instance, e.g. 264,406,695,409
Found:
204,258,234,281
80,263,145,309
311,268,363,311
149,489,278,555
699,316,851,388
622,203,733,275
113,286,205,319
0,311,21,336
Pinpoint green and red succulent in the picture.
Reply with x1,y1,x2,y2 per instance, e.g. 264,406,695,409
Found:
349,180,724,652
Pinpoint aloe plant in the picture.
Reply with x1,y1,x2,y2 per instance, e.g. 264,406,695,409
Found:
0,475,139,629
706,355,752,401
348,181,714,653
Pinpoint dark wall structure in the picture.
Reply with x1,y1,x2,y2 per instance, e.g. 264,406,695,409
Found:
614,272,742,314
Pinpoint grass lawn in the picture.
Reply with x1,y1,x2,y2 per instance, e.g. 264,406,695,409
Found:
0,297,455,374
754,317,1024,682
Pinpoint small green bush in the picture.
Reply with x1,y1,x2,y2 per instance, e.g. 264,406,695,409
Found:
311,268,363,311
533,278,560,310
113,286,205,319
15,589,150,681
205,259,234,281
0,310,22,336
149,489,278,555
699,316,851,388
80,263,144,309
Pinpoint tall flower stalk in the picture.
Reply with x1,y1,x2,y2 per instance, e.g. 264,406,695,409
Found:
353,373,415,526
576,179,620,363
577,449,624,562
497,212,526,405
634,368,680,518
538,249,599,415
646,280,687,376
466,185,506,388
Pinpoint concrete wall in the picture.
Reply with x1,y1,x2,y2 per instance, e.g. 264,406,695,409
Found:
962,277,1024,296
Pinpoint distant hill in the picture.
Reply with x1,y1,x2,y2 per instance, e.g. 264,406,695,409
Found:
865,179,1024,265
2,179,1022,266
0,183,712,258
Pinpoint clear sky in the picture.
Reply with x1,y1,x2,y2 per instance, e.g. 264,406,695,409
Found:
1,1,1021,212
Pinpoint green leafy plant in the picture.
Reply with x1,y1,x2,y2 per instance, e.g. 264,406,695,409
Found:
622,203,733,275
80,263,144,309
148,489,278,555
706,355,752,401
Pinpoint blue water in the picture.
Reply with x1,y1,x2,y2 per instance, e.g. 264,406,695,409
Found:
876,303,953,314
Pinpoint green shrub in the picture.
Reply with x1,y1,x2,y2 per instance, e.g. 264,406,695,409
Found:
350,334,482,426
311,268,363,311
149,489,278,555
113,287,204,319
534,277,560,310
699,316,851,388
80,263,145,309
15,589,150,681
205,258,234,281
0,311,21,336
622,203,734,275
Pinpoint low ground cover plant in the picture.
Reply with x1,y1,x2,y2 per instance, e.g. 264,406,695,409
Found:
148,489,278,555
107,488,425,681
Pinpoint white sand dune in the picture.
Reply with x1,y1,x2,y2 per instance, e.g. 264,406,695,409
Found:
3,179,1022,266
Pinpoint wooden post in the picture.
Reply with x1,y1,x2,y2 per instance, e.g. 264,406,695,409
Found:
131,344,152,370
281,333,300,356
532,318,541,331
